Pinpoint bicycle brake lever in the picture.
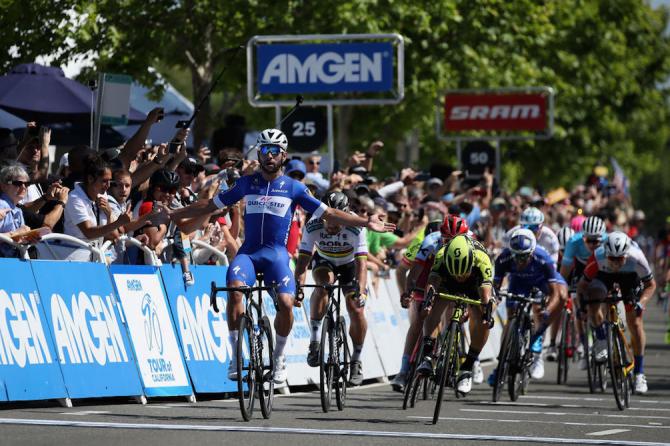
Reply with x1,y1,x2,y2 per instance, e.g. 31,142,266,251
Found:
210,281,220,313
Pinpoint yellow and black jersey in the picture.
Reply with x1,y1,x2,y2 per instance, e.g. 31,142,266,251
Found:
430,240,493,297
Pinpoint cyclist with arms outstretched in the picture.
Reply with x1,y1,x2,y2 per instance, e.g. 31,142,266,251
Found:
168,129,394,384
294,191,369,386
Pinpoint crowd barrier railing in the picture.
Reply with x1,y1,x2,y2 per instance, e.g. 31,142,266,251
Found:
0,254,503,406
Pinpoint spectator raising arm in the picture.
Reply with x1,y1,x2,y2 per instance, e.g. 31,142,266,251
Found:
118,107,164,169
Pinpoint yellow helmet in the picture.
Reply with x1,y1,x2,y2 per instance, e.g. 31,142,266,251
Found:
445,235,474,279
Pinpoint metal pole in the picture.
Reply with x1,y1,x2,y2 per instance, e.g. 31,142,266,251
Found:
495,139,501,186
274,105,281,128
327,104,335,175
456,139,462,169
93,73,105,151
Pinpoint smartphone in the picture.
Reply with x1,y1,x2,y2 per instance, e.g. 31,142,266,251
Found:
27,126,39,138
175,120,190,129
414,172,431,181
156,108,164,122
168,141,181,154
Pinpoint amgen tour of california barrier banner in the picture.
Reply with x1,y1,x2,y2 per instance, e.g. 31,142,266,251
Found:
31,261,143,399
160,264,237,393
0,258,68,401
110,265,192,397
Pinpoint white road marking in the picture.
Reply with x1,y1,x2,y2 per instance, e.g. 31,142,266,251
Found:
521,395,670,405
0,418,667,446
587,429,631,436
58,411,109,416
408,415,670,430
462,408,670,421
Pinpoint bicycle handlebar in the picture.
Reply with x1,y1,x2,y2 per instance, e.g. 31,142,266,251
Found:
209,281,279,313
437,293,483,306
498,290,545,305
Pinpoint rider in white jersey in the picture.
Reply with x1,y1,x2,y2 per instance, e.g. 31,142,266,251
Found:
295,192,369,386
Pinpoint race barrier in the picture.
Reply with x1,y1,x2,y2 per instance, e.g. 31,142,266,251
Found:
0,258,503,405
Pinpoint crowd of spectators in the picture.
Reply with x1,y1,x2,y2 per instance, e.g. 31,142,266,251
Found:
0,110,667,295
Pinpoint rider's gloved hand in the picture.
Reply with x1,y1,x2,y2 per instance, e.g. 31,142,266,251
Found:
353,291,367,308
294,286,305,307
540,309,550,324
400,292,411,309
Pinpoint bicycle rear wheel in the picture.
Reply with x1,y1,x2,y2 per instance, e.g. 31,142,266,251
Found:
585,328,597,393
557,310,570,385
607,324,627,411
237,316,255,421
402,340,424,410
432,322,458,425
320,316,334,413
259,316,275,419
335,316,350,411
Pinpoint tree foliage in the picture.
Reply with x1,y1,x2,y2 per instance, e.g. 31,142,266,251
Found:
2,0,670,225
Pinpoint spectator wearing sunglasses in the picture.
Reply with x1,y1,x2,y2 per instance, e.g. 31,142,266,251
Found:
0,164,36,256
305,154,329,195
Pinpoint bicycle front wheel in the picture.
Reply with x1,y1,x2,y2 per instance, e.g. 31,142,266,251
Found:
320,316,335,413
259,316,275,419
432,322,459,425
557,309,570,385
493,320,515,403
335,316,350,411
402,339,424,410
508,324,527,402
608,325,627,411
237,316,255,421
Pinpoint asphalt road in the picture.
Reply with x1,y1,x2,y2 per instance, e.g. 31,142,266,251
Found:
1,301,669,446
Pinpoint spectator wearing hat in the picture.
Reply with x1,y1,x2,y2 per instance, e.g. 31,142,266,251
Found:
305,154,329,195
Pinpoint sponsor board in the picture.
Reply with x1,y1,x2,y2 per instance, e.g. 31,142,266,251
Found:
31,261,143,399
257,42,394,94
160,264,237,393
444,92,549,133
110,265,192,397
0,259,68,401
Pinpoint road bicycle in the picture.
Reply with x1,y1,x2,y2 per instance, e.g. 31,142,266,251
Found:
602,285,635,410
210,273,278,421
422,290,483,425
556,292,577,385
492,290,544,403
298,282,351,413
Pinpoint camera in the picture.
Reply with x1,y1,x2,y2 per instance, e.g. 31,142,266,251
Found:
414,171,431,181
175,120,190,129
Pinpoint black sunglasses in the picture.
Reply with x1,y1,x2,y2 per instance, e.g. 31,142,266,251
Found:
309,160,320,165
9,180,30,188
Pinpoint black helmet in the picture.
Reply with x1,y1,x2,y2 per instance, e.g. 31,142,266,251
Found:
150,169,180,188
323,191,349,211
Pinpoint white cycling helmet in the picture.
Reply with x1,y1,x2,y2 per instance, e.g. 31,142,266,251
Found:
582,216,606,238
509,228,537,256
257,128,288,151
520,207,545,226
557,226,575,250
604,231,631,257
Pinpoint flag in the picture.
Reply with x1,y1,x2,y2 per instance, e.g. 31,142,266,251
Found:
610,157,630,198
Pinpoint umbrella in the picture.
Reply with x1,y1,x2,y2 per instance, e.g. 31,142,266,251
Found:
0,63,145,125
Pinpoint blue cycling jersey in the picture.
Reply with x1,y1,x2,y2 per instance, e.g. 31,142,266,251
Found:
561,231,608,269
214,172,326,252
495,245,565,300
415,231,443,264
214,172,326,295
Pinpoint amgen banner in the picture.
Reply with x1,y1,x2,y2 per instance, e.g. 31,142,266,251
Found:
257,42,394,94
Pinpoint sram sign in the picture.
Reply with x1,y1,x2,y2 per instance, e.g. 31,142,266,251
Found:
444,92,549,132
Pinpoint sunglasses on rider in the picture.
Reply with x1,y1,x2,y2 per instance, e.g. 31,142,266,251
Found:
513,253,531,263
156,184,178,194
259,144,283,157
607,255,626,263
523,224,541,233
585,237,602,245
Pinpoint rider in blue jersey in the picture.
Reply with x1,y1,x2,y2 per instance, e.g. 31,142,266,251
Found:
493,228,566,381
168,129,394,384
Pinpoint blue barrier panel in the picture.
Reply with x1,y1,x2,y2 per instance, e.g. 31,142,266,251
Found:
0,258,68,401
109,265,193,397
30,261,144,399
160,264,237,393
